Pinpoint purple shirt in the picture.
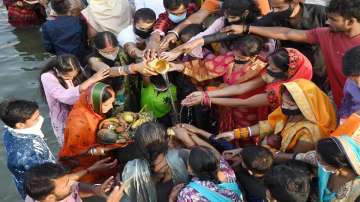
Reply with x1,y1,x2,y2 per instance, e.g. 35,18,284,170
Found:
41,72,80,145
338,79,360,119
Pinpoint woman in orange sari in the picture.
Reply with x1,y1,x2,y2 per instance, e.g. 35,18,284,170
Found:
217,79,337,153
59,82,127,183
180,47,313,133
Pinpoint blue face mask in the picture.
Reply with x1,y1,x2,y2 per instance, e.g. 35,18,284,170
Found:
168,12,187,23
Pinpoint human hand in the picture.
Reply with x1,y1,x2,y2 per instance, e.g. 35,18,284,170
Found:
181,38,203,54
160,50,182,62
215,131,235,141
181,91,204,107
93,176,115,198
221,25,245,35
90,67,111,82
169,183,185,202
135,62,158,76
178,123,201,134
160,32,178,50
143,49,159,61
106,185,125,202
88,157,118,173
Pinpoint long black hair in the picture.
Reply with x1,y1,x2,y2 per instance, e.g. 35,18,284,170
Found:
189,146,219,182
221,0,261,24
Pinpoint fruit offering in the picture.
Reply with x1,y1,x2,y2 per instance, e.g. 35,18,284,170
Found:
96,111,153,144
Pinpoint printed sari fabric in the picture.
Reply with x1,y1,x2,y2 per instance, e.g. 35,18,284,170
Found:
5,2,46,27
318,135,360,202
182,52,269,132
59,83,127,183
259,79,336,152
263,48,313,109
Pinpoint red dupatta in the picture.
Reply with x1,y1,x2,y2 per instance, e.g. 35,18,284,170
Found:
265,48,313,109
59,83,127,183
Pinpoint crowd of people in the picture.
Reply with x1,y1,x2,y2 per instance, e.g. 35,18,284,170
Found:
1,0,360,201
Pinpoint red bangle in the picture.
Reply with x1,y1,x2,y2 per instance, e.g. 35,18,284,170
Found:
202,91,211,107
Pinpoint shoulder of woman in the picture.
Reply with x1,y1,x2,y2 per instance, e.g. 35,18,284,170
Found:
41,71,58,82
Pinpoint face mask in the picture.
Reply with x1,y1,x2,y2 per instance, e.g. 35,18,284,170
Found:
281,107,302,116
24,0,39,4
99,49,119,61
13,116,45,138
134,26,152,39
168,12,187,24
267,69,287,79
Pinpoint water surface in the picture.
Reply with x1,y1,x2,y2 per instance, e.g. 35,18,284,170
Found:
0,3,58,201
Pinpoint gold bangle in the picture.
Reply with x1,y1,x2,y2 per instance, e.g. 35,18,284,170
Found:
234,128,241,139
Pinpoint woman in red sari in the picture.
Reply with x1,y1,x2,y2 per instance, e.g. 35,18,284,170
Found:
180,47,313,133
59,82,128,183
3,0,46,27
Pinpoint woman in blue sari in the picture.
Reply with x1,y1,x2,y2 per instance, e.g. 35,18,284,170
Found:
316,135,360,202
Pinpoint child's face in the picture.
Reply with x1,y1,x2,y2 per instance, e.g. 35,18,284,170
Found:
16,110,41,129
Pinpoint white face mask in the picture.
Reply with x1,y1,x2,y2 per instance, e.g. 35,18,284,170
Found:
13,116,45,138
99,49,119,61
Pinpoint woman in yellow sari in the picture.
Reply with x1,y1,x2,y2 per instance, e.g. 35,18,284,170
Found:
217,79,337,153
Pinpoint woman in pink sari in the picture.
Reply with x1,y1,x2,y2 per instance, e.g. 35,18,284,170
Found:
179,47,313,135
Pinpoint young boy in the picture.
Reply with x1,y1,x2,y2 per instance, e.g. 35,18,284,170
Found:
41,0,88,63
235,146,274,202
117,8,157,59
338,45,360,121
0,100,55,199
24,162,114,202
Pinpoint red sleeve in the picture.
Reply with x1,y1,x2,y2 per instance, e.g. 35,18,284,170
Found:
306,27,329,45
154,12,174,34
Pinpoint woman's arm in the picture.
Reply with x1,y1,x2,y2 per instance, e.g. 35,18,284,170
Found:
190,133,221,159
208,77,265,97
210,93,269,107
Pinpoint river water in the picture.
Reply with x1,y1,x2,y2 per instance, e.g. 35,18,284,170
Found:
0,3,60,201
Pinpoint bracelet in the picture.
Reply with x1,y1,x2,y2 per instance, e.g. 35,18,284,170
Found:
201,91,211,107
118,66,124,75
234,128,241,139
247,127,252,137
168,30,179,39
292,152,299,160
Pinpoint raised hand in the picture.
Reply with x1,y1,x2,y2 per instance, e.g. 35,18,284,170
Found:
88,157,118,173
160,50,182,62
221,24,245,35
106,185,125,202
181,91,204,107
93,176,115,198
90,67,111,82
160,32,178,50
215,131,235,141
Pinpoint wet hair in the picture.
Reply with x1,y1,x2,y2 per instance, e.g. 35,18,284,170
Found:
269,48,290,72
189,146,219,182
326,0,360,21
39,54,86,102
94,31,119,50
232,35,264,57
316,138,352,169
179,24,203,43
241,145,274,175
0,100,38,128
163,0,188,11
222,0,261,24
264,164,310,202
50,0,70,15
134,8,156,24
24,163,67,201
134,122,168,163
342,45,360,76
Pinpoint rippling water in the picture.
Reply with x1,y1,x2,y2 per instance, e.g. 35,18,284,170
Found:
0,3,59,201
